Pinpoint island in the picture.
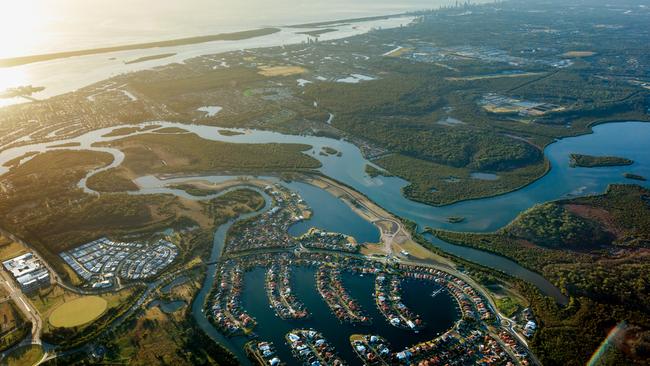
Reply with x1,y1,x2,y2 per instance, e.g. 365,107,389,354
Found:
569,153,633,168
218,129,244,136
0,28,281,67
124,53,177,64
0,85,45,99
623,172,647,181
296,28,338,37
447,216,466,224
364,164,392,178
320,146,341,156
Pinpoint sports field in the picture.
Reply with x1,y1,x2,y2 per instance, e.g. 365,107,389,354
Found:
48,296,108,328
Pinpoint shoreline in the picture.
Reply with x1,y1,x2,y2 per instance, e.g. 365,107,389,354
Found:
0,28,281,68
0,12,416,69
395,116,650,208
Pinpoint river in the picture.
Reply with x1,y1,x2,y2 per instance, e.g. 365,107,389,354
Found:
0,0,498,108
0,121,648,300
1,120,647,364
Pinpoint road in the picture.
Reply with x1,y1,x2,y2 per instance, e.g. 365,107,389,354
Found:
0,267,44,360
3,175,541,365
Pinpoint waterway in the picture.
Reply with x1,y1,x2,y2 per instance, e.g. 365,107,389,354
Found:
191,187,273,363
0,16,415,108
1,120,648,363
4,120,646,233
233,266,459,366
1,121,648,301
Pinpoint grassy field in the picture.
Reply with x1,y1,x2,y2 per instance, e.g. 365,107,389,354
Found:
0,300,29,351
0,301,22,333
49,272,238,365
0,236,27,261
49,296,108,328
30,285,134,330
4,345,43,366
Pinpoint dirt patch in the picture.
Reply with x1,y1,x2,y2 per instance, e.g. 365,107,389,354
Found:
561,51,596,58
564,203,622,238
258,65,307,77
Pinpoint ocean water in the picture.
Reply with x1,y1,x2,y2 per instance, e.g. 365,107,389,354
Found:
2,0,481,58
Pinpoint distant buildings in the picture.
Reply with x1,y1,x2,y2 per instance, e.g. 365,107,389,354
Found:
2,253,51,293
60,237,178,288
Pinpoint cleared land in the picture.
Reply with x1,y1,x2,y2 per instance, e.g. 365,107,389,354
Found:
561,51,596,57
48,295,108,328
257,65,307,77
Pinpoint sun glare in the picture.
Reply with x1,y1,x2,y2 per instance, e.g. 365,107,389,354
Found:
0,1,49,59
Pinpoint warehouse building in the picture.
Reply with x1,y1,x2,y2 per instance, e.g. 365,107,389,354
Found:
2,253,51,293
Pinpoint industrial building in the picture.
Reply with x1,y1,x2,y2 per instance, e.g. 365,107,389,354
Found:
2,253,51,293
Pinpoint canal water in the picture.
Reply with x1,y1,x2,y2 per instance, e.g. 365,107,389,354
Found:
1,121,648,302
1,120,648,364
286,181,381,243
191,188,273,363
235,266,459,366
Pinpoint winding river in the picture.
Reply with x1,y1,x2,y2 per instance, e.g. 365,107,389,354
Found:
1,120,648,363
1,121,649,300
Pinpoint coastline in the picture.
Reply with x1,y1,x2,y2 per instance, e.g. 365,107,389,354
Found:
0,15,417,109
0,28,281,68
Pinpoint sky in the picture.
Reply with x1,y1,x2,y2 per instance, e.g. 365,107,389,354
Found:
0,0,472,58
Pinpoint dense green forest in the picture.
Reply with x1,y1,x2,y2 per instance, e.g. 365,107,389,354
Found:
570,154,634,168
429,184,650,365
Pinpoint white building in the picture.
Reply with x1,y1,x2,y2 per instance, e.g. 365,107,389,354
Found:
2,253,51,293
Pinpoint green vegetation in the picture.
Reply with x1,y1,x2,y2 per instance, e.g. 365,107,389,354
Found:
153,127,190,134
43,274,238,366
505,203,611,249
495,297,521,318
447,216,465,224
377,153,548,205
624,173,647,181
3,151,38,168
169,184,221,197
364,164,392,178
320,146,340,156
569,154,633,168
203,188,266,227
428,184,650,365
218,129,244,136
0,149,264,283
0,86,45,99
98,132,321,176
296,28,338,37
49,296,108,328
86,169,139,192
48,142,81,148
102,125,160,137
0,300,30,351
4,344,43,366
0,28,281,67
124,53,177,65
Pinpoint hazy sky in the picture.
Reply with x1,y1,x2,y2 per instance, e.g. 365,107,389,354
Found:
0,0,472,57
